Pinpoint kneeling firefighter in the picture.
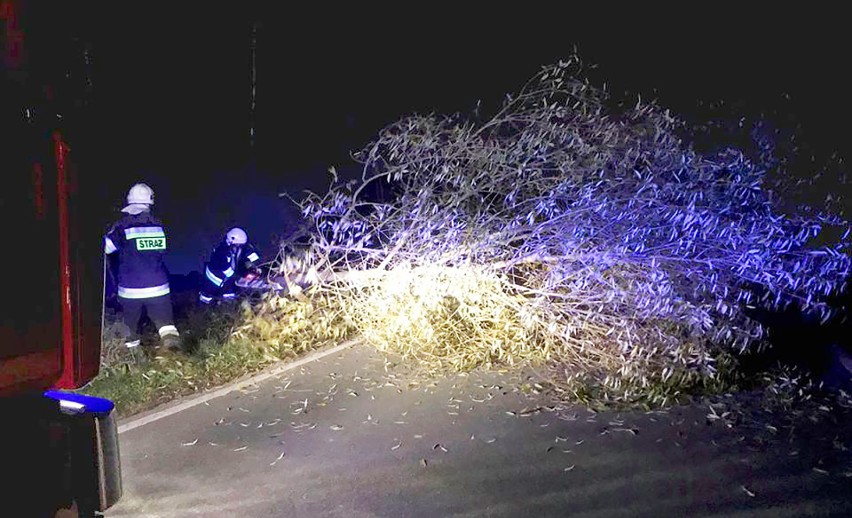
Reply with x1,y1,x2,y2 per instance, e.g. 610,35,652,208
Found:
104,183,181,354
199,227,262,304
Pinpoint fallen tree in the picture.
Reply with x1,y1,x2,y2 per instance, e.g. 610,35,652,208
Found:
257,56,850,406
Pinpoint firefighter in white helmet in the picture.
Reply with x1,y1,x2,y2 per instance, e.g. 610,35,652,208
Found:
104,183,181,355
198,227,262,304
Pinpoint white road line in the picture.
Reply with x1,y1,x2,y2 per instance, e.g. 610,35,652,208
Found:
118,338,362,434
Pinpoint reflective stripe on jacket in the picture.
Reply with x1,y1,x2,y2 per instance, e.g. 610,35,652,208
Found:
104,211,171,293
203,242,261,289
117,283,171,299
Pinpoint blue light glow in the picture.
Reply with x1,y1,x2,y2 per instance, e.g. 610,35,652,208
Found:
44,390,115,415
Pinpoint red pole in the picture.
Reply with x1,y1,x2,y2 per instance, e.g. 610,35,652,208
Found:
54,131,76,388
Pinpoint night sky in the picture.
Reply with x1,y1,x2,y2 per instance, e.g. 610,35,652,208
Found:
24,5,852,273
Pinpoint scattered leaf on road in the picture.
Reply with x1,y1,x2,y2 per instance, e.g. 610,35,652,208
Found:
612,427,639,436
269,451,286,466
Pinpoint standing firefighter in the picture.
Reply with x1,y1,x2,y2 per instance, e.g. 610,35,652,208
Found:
199,227,261,304
104,183,181,355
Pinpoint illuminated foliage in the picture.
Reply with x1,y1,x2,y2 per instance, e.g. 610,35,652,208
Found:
273,56,850,406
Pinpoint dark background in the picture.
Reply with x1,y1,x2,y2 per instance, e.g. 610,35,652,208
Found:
13,4,852,274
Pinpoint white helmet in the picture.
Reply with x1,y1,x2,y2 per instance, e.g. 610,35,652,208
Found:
226,227,248,245
126,183,154,205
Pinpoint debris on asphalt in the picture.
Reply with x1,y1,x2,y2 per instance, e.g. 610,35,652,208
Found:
270,451,286,466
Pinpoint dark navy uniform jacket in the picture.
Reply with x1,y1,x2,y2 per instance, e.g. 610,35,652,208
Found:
204,242,261,290
104,211,171,299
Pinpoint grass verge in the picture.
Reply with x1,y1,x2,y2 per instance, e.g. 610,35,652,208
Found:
82,296,348,417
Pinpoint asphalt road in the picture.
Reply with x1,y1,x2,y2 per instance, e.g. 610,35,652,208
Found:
108,344,852,517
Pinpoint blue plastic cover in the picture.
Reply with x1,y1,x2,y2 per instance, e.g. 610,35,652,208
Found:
43,390,115,415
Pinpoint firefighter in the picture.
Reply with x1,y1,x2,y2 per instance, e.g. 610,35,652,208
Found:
104,183,181,355
199,227,262,304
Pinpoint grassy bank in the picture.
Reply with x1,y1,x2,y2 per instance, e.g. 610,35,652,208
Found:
83,339,283,417
82,295,349,417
